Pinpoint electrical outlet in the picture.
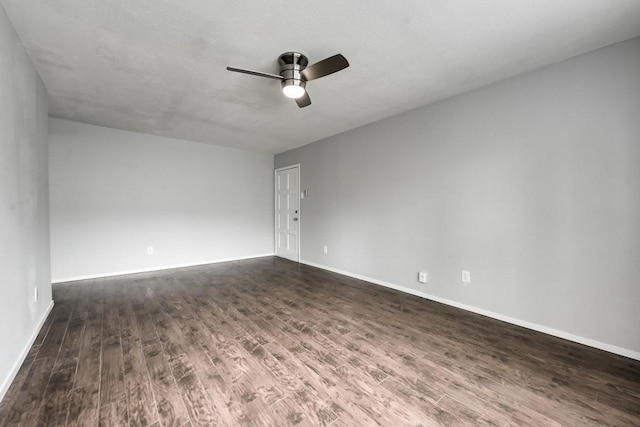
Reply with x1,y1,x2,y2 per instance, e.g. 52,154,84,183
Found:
461,270,471,284
323,245,328,254
418,271,427,283
147,246,154,255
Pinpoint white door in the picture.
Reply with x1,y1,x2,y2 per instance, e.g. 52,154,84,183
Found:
275,165,300,262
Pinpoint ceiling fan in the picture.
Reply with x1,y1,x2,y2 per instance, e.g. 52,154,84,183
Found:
226,52,349,108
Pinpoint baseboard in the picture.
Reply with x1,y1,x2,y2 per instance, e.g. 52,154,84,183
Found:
52,253,275,283
0,300,54,402
300,259,640,362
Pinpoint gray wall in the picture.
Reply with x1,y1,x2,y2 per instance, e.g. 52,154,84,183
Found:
276,37,640,357
0,8,52,398
49,119,274,281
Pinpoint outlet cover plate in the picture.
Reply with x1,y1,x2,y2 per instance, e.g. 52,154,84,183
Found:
461,270,471,283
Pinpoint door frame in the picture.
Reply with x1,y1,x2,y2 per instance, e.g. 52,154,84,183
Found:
274,164,301,262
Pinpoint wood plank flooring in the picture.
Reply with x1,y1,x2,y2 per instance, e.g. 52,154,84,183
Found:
1,256,639,426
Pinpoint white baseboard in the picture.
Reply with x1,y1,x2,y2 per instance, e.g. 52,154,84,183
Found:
300,259,640,362
51,253,275,283
0,300,55,402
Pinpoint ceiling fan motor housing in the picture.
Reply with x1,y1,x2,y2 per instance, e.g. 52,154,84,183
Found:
279,52,307,92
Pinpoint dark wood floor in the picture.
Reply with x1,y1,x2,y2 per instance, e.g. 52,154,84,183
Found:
1,257,639,426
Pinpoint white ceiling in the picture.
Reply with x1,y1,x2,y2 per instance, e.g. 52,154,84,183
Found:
2,1,640,154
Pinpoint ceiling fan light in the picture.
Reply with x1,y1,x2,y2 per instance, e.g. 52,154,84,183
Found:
282,84,305,99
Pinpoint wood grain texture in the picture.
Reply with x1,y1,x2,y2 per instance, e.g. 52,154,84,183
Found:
66,383,99,427
1,256,638,426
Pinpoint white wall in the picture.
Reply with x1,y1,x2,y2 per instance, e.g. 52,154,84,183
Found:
49,119,274,281
275,37,640,358
0,8,52,399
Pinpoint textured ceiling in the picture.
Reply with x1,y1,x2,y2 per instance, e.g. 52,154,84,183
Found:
2,1,640,154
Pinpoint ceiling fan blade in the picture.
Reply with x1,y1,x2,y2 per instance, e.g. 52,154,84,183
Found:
301,54,349,81
295,92,311,108
226,66,283,80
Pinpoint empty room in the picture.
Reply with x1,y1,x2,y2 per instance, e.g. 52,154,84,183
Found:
1,1,639,426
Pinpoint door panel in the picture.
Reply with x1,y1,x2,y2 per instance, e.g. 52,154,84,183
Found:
275,166,299,261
